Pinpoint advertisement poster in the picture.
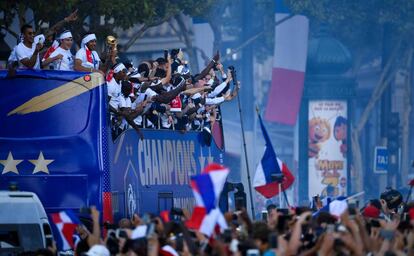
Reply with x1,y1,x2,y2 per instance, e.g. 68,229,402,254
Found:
308,100,347,199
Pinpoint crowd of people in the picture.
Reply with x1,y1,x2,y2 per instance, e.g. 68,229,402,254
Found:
19,187,414,256
7,10,239,140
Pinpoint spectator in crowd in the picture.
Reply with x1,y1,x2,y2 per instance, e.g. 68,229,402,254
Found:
43,30,74,71
15,24,42,69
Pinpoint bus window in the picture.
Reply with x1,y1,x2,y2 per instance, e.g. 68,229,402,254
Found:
158,192,173,213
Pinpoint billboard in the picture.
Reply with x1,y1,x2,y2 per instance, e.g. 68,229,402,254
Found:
308,100,347,199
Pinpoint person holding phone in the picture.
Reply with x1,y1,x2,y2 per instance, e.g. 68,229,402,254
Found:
15,24,42,69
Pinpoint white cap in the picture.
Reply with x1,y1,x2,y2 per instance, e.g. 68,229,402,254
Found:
131,225,147,239
177,65,190,75
113,63,126,73
59,30,72,40
81,33,97,48
329,200,348,217
85,245,110,256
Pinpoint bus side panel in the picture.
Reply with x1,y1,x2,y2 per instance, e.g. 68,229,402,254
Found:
109,129,224,221
0,71,106,214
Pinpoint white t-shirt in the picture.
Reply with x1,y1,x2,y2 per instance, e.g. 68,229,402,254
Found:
8,46,17,62
75,48,100,69
119,96,132,109
15,42,40,69
107,78,122,109
144,88,158,98
131,100,143,126
49,47,74,71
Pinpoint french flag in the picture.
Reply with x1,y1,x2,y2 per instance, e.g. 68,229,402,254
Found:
253,113,295,198
264,0,309,125
186,163,229,236
49,210,80,251
41,40,59,62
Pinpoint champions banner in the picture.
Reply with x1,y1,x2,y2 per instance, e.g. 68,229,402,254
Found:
308,100,348,198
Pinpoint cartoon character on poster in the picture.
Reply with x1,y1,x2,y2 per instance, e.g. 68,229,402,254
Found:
308,117,331,158
308,101,347,199
333,116,347,157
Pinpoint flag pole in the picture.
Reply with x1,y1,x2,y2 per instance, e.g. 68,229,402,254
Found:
256,107,291,208
279,183,283,208
233,68,255,218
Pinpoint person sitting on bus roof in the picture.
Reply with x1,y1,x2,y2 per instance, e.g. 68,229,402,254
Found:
15,24,43,70
74,33,104,76
43,30,74,71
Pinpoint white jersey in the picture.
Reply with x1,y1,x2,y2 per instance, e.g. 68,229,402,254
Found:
49,47,74,71
119,96,132,109
15,42,40,69
107,78,122,109
8,46,17,63
75,48,100,69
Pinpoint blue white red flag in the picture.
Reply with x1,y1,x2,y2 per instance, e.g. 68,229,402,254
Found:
49,210,80,251
264,0,309,125
187,163,229,236
190,163,229,213
253,114,295,198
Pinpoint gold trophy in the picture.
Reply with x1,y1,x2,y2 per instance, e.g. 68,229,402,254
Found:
106,35,118,63
106,35,118,51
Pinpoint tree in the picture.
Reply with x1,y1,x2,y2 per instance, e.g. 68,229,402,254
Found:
284,0,414,190
0,0,204,49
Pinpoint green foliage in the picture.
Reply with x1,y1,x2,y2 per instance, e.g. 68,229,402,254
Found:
0,0,218,40
0,0,275,61
284,0,414,64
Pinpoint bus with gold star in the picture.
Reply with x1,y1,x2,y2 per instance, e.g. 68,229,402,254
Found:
0,70,225,224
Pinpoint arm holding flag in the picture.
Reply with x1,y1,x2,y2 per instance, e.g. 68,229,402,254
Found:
87,206,101,247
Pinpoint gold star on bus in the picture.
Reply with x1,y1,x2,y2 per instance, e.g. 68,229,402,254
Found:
0,152,23,175
29,152,54,174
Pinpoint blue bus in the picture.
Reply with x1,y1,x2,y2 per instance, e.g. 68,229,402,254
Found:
0,70,225,224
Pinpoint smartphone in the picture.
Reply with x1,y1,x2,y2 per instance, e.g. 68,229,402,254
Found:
246,249,260,256
371,219,381,228
326,224,335,233
277,215,292,233
141,213,151,224
146,223,155,238
268,232,278,249
221,229,232,243
348,203,357,217
79,207,91,214
277,208,289,215
45,236,53,248
117,229,128,239
261,210,268,222
164,49,169,61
